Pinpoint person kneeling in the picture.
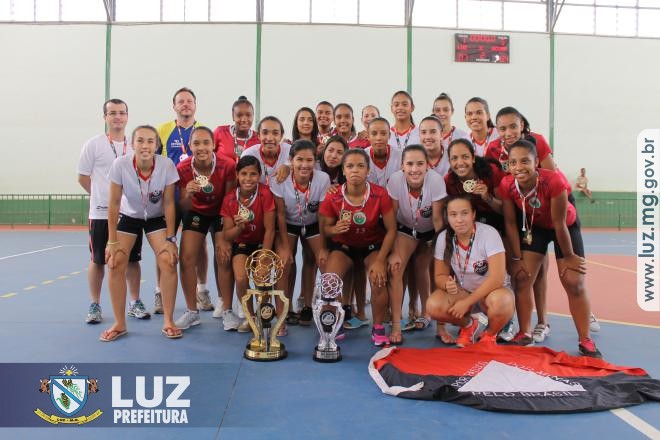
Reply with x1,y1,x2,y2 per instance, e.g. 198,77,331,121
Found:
426,195,514,347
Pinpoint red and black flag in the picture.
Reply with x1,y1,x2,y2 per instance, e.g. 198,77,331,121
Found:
369,345,660,413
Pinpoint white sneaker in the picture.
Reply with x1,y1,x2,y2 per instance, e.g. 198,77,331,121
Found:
175,310,201,330
532,323,551,343
589,313,601,333
236,305,245,319
498,319,516,342
153,291,163,314
212,298,225,318
222,310,241,331
237,319,251,333
196,289,214,311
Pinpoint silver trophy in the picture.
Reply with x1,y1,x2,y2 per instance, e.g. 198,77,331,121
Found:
312,273,345,363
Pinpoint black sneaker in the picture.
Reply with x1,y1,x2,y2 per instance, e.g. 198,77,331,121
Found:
299,307,313,326
579,338,602,359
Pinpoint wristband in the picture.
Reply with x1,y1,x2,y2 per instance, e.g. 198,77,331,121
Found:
106,241,119,246
511,256,522,261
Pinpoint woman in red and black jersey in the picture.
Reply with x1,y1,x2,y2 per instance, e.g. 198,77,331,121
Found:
499,140,601,358
175,126,236,331
319,149,397,347
213,96,260,164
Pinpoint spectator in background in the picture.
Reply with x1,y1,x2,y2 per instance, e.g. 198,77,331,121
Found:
576,168,594,202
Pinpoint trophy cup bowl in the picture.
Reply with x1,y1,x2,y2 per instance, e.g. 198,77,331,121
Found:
313,272,345,363
241,249,288,361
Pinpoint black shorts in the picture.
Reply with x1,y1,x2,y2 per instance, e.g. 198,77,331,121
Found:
117,214,167,237
182,210,222,235
286,222,320,239
328,241,382,261
475,210,505,234
232,242,263,257
88,219,142,265
396,224,435,244
520,219,585,259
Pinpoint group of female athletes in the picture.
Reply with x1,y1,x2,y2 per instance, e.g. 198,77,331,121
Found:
101,90,602,358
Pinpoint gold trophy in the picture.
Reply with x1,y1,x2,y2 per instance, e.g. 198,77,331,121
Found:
241,249,288,361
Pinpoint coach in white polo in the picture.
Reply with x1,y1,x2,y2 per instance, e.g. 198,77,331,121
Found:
77,99,148,324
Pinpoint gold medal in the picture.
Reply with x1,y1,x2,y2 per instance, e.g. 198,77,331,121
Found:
340,210,352,222
523,230,533,245
463,179,478,193
238,205,251,221
195,175,209,188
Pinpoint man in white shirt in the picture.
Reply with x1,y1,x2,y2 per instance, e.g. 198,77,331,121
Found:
77,99,148,324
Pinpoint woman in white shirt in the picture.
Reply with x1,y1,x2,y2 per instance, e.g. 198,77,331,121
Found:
102,125,181,341
427,195,514,348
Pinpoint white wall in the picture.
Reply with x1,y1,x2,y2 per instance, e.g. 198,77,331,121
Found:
554,34,660,191
413,28,549,139
261,24,406,134
1,23,658,193
0,24,106,194
110,24,256,130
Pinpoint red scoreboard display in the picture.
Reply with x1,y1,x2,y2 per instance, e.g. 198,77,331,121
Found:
455,33,510,64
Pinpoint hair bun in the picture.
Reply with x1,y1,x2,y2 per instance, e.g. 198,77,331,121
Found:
238,95,248,100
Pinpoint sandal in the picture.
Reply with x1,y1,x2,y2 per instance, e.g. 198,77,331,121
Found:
285,311,299,326
343,316,370,329
414,316,431,331
389,322,404,345
161,327,183,339
99,328,127,342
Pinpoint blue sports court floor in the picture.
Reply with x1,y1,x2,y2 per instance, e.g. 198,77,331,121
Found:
0,229,658,439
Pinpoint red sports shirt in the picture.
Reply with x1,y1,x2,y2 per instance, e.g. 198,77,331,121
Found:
220,183,275,244
177,153,236,216
445,163,506,215
499,168,576,229
485,132,552,170
213,124,260,163
319,183,393,248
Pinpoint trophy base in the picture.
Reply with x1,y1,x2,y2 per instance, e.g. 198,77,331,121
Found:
313,346,342,363
244,344,288,362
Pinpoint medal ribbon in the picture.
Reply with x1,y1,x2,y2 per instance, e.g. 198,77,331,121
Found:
293,174,311,228
107,134,127,158
231,124,253,157
175,121,194,156
407,184,423,235
340,182,370,219
392,125,413,150
133,156,154,220
236,185,259,210
453,225,476,288
191,155,216,183
514,175,539,233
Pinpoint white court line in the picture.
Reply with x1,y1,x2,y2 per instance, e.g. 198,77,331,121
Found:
610,408,660,439
0,245,85,261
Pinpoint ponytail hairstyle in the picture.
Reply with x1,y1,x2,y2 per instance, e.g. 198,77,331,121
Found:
447,138,495,180
368,116,391,130
391,90,415,126
433,92,454,112
495,106,532,138
466,97,494,129
291,107,320,144
442,194,476,264
131,124,161,151
232,95,254,113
